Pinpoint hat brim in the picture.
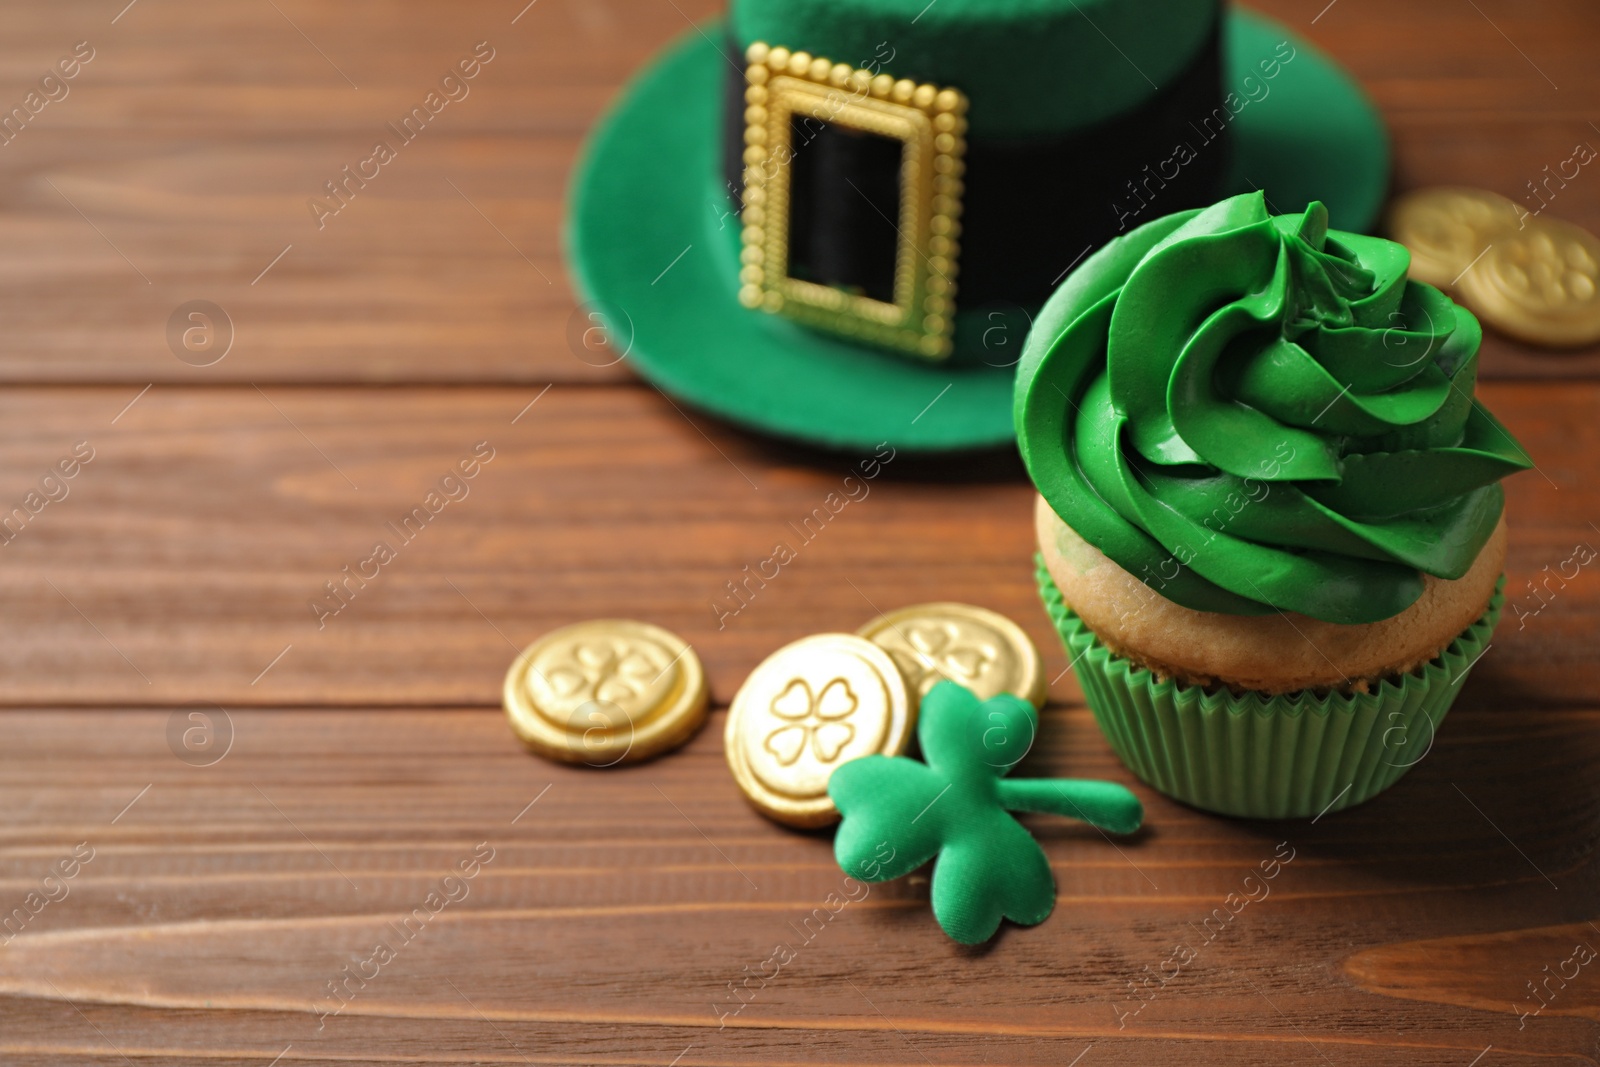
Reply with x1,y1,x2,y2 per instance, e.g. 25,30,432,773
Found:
567,9,1389,453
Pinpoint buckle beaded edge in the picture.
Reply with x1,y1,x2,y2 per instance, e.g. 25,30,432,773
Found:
737,42,968,361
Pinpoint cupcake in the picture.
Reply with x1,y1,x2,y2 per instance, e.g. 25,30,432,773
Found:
1014,192,1531,819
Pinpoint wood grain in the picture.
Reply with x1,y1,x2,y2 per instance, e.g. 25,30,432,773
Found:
0,381,1586,708
0,0,1594,383
0,705,1594,1064
1347,923,1600,1026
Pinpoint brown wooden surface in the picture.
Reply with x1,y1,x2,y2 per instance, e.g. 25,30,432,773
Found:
1,1,1597,1064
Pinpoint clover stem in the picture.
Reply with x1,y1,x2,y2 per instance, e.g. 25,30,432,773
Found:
997,779,1144,835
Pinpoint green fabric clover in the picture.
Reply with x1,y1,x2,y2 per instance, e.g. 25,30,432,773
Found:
829,680,1144,944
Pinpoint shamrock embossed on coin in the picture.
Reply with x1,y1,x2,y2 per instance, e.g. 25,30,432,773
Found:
859,603,1046,709
764,677,857,766
504,620,707,766
546,639,660,710
726,634,913,828
1387,187,1522,290
1460,218,1600,347
899,624,996,691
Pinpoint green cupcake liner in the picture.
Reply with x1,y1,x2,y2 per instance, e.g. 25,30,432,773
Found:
1036,556,1503,819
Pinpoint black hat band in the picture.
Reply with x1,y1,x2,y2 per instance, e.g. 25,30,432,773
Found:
722,18,1231,360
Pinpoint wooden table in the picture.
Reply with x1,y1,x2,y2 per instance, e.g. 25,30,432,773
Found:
1,1,1596,1063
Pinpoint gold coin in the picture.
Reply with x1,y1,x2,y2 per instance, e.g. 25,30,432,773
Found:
504,619,707,766
1389,187,1523,290
1457,217,1600,347
725,633,913,828
857,602,1047,708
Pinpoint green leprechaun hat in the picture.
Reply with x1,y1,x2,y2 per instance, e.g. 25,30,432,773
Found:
567,0,1388,453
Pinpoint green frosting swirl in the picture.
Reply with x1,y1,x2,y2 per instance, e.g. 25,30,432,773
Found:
1015,192,1533,625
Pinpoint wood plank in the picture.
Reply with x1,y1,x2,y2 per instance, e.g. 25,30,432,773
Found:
0,703,1592,1064
0,0,1596,384
1347,922,1600,1026
0,381,1586,708
0,0,715,385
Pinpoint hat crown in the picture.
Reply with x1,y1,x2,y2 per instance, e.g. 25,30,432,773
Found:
730,0,1221,139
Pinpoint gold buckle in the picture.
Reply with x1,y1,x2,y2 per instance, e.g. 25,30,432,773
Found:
738,43,967,361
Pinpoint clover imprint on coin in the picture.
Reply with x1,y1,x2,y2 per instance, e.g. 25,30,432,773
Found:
764,677,858,766
1493,227,1598,310
525,634,678,725
1415,197,1514,256
884,622,998,697
726,633,908,821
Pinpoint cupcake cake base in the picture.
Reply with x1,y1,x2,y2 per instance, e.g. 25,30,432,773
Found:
1038,557,1503,819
